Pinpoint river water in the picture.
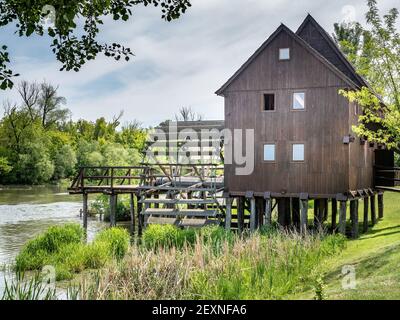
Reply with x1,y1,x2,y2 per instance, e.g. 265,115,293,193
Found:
0,185,107,297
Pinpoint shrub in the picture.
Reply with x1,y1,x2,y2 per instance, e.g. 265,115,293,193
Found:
94,228,130,260
84,242,110,269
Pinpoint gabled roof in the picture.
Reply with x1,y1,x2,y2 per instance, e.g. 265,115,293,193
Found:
215,15,365,96
296,14,368,88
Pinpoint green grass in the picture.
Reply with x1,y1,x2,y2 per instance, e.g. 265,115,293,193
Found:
295,192,400,300
14,224,130,281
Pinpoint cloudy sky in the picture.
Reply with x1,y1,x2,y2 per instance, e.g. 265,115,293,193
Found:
0,0,398,126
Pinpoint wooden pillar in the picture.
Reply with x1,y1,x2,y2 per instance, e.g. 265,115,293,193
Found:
137,194,143,236
314,199,326,230
278,198,291,227
337,194,347,236
264,192,272,227
130,193,135,236
299,193,308,234
370,194,376,225
378,192,384,219
331,199,337,232
249,196,256,232
109,194,117,227
291,198,300,229
225,197,232,230
237,197,245,233
82,193,88,233
256,198,264,228
322,199,328,221
154,193,160,209
350,199,359,239
363,196,369,233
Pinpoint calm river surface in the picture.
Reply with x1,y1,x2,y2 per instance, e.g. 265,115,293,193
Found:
0,185,106,296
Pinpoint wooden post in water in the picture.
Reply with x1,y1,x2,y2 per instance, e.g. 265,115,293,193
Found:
109,194,117,227
137,194,143,236
331,198,337,232
225,196,232,230
82,193,88,233
337,194,347,236
130,193,135,236
363,196,369,233
350,199,359,239
378,192,384,219
299,193,308,234
370,193,376,225
264,193,272,227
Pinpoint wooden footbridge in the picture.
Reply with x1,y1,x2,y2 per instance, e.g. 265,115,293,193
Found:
68,163,225,235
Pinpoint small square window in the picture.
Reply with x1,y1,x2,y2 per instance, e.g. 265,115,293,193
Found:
293,92,305,110
263,94,275,111
263,144,275,161
279,48,290,60
292,144,304,161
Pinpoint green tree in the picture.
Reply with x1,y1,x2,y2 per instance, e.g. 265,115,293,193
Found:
53,144,77,180
0,0,192,89
334,0,400,149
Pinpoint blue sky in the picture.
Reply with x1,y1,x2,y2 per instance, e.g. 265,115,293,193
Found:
0,0,399,126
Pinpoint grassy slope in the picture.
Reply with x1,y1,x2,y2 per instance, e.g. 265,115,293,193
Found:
296,192,400,300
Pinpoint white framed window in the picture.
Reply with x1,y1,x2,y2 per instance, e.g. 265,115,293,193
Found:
292,144,305,161
279,48,290,60
263,144,275,161
293,92,305,110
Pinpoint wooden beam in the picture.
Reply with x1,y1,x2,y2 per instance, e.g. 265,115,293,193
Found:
82,193,88,233
237,197,245,233
331,199,337,232
278,198,291,227
370,194,376,225
249,197,256,232
130,193,135,236
291,198,300,229
109,194,117,227
378,192,384,219
264,193,272,226
299,194,308,234
350,200,359,239
363,196,369,233
338,198,347,236
225,197,232,230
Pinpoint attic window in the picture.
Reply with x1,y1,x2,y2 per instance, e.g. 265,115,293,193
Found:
279,48,290,60
263,94,275,111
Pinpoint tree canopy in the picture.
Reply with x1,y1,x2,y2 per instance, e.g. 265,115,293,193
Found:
0,0,192,89
334,0,400,150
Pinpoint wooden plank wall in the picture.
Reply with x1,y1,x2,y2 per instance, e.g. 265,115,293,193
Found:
224,29,354,195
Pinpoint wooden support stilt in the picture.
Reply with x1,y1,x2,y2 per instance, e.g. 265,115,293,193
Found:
313,199,320,229
264,192,272,227
322,199,328,221
363,196,369,233
299,193,308,234
331,199,337,232
137,194,143,236
225,197,232,230
291,198,300,229
337,194,347,235
154,193,159,209
130,193,135,236
370,194,376,225
82,193,88,232
249,197,256,232
256,197,264,228
277,198,291,227
109,194,117,227
378,192,384,219
237,197,245,233
350,200,359,239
